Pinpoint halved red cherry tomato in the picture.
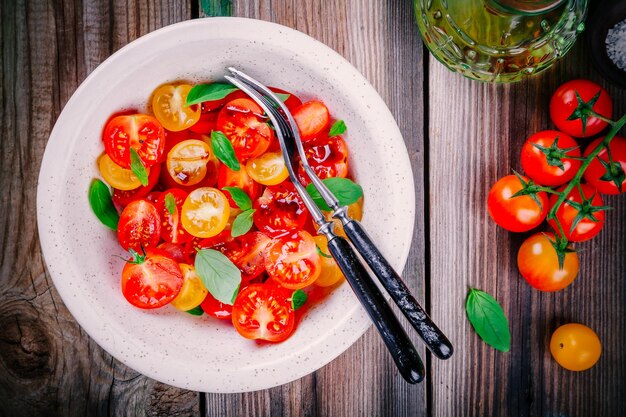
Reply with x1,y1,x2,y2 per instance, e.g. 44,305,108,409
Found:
121,250,183,309
548,184,606,242
487,174,549,232
201,291,233,320
253,182,309,237
217,164,262,208
216,98,273,161
517,232,579,292
549,79,612,138
293,101,330,143
163,129,190,155
117,200,161,251
112,163,161,207
297,135,349,185
103,114,165,168
155,188,192,244
520,130,581,187
206,232,271,282
265,230,321,290
231,283,295,342
583,136,626,195
269,87,302,112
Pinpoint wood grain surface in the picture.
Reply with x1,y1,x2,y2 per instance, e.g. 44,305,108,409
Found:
0,0,624,416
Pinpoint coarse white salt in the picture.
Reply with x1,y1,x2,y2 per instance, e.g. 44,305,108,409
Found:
606,19,626,71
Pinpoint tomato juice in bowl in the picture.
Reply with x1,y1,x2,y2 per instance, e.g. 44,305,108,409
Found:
37,18,415,392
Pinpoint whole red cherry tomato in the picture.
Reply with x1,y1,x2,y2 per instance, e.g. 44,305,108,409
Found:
583,136,626,195
548,184,606,242
520,130,581,187
549,79,612,138
487,174,548,232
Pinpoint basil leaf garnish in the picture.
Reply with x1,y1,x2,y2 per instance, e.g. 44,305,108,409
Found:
465,288,511,352
195,249,242,305
222,187,252,211
186,83,238,106
211,131,240,171
129,148,149,186
329,120,347,137
291,289,307,310
164,193,176,215
231,209,255,238
306,177,363,211
88,179,119,231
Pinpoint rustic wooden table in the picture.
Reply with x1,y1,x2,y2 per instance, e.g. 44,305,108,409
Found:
1,1,624,416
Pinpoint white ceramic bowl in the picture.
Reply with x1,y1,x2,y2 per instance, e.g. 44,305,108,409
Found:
37,17,415,393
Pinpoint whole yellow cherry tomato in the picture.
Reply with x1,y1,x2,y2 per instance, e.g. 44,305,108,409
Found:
312,236,344,287
550,323,601,371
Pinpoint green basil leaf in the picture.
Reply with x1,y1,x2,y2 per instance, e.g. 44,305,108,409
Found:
164,193,176,215
231,284,240,304
195,249,242,305
186,83,238,106
129,148,149,186
291,289,307,310
89,179,119,231
186,305,204,316
306,178,363,211
328,120,347,137
316,244,332,259
274,92,290,102
211,131,240,171
222,186,252,211
465,288,511,352
231,209,255,237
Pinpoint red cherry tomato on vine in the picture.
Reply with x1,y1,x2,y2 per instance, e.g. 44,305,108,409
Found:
549,79,612,138
520,130,581,187
117,200,161,251
121,250,183,309
583,136,626,195
547,184,606,242
231,283,295,342
517,232,579,292
487,174,548,232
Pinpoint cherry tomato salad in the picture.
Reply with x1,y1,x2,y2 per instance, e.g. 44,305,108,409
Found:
88,81,365,343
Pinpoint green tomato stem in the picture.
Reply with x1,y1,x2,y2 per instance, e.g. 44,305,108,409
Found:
547,113,626,222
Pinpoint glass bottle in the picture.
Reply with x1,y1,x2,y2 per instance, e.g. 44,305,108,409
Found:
415,0,588,83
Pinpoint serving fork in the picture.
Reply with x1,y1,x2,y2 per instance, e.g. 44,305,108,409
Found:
225,68,452,383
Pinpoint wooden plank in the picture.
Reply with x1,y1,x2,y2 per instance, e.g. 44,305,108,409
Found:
428,31,626,417
0,0,199,415
203,1,429,416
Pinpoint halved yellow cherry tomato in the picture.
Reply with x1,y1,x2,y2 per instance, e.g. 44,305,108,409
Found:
312,236,344,287
245,151,289,186
316,197,364,238
167,139,212,186
152,84,201,132
181,187,230,238
170,264,209,311
98,153,149,190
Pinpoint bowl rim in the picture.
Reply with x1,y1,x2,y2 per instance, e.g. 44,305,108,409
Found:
36,16,416,392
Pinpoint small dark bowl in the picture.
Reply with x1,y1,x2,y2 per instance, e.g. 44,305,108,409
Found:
587,0,626,89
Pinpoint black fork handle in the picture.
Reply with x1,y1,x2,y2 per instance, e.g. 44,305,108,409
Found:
341,220,453,360
327,235,425,383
